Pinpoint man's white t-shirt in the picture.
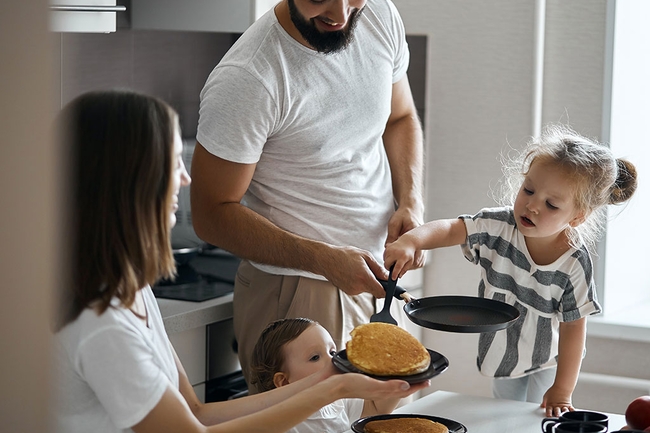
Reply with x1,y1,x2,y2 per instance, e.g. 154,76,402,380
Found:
53,287,178,433
197,0,410,278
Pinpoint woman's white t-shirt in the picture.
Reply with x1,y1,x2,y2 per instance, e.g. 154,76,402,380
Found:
53,286,178,433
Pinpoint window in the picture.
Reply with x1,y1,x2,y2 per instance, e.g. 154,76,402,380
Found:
591,0,650,338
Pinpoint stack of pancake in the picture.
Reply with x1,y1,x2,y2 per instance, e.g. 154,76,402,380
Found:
346,323,448,433
364,417,449,433
346,322,430,376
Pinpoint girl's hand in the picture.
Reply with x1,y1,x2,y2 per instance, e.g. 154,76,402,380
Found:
541,385,575,416
384,236,418,279
385,206,426,271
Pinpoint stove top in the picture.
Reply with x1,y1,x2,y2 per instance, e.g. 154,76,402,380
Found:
153,249,240,302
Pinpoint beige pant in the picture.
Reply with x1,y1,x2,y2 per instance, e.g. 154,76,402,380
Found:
232,260,409,393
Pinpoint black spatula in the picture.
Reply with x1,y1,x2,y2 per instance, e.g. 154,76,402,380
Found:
369,265,398,325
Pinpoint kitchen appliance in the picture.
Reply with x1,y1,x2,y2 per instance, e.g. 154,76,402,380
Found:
152,247,240,302
153,138,241,302
171,138,204,250
205,318,248,402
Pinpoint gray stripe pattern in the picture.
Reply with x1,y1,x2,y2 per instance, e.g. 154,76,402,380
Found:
529,315,552,370
480,257,559,315
462,207,601,378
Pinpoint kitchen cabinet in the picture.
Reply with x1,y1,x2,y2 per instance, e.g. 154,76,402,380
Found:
131,0,278,33
158,294,236,403
168,326,206,402
50,0,125,33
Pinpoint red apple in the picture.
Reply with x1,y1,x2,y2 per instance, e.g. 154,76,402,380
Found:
625,395,650,430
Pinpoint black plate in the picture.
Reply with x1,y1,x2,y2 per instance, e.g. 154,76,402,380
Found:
331,349,448,384
351,413,467,433
404,295,520,333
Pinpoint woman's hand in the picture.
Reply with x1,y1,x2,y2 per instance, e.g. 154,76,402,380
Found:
330,372,430,401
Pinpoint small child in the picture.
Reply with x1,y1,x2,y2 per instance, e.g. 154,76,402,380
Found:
250,318,405,433
384,124,637,416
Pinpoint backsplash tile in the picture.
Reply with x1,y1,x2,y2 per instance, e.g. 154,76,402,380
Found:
61,32,134,105
59,29,235,138
57,30,425,138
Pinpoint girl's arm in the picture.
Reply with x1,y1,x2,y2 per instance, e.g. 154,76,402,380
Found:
541,317,587,416
384,218,468,278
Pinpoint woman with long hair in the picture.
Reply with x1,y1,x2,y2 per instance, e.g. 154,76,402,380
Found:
53,89,427,433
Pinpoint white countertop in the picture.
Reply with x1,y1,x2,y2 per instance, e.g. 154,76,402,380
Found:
394,390,627,433
156,293,233,334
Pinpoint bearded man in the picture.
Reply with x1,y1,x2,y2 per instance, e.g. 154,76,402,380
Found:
192,0,425,392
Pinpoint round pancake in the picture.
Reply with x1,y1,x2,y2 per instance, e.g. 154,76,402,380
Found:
346,322,430,376
364,417,449,433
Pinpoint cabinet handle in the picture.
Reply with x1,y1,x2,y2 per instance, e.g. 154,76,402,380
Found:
50,5,127,12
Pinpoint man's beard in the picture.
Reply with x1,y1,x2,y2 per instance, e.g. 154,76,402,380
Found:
288,0,363,54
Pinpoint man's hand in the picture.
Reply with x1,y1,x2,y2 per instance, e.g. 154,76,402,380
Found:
316,245,389,299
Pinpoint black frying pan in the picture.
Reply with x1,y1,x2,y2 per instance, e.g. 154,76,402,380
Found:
384,285,520,333
172,245,201,266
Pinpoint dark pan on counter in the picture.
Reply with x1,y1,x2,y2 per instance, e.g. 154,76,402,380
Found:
331,349,448,384
403,295,520,333
351,413,467,433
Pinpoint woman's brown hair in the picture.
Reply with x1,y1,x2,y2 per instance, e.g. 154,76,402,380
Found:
56,90,177,329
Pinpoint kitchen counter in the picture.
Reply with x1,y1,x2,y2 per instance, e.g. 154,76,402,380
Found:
157,293,233,334
394,390,627,433
156,263,423,335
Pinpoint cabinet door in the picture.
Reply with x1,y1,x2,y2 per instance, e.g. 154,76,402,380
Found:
168,326,206,387
131,0,275,33
50,0,123,33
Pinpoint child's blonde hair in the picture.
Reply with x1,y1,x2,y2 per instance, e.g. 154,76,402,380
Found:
497,124,637,252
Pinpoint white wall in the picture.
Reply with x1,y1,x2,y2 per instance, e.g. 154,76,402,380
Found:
0,1,59,432
392,0,616,402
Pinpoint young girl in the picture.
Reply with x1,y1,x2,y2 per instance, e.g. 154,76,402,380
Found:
384,124,637,416
249,318,411,433
53,90,427,433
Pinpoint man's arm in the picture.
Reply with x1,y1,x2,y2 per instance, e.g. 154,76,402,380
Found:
382,75,425,268
189,143,388,297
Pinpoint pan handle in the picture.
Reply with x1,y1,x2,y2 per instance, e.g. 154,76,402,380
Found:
395,286,416,302
378,280,416,302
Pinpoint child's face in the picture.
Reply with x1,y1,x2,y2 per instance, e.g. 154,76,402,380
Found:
514,160,584,242
279,324,337,384
169,127,191,228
